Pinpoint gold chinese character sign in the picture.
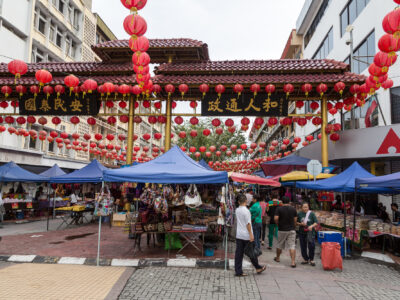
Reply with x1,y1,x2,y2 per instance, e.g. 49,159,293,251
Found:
201,93,288,117
19,93,100,116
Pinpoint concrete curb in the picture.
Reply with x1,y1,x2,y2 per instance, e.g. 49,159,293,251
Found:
0,254,250,270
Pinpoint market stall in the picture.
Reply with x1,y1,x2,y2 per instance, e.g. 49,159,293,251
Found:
295,162,392,255
38,165,67,214
355,172,400,254
48,160,109,229
0,161,47,220
103,146,230,266
261,155,313,176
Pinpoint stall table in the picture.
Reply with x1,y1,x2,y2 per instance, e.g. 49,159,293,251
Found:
55,206,94,229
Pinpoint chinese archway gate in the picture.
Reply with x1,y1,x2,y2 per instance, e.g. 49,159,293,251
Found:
0,38,365,167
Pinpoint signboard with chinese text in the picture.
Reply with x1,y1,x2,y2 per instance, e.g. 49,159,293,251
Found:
201,93,288,117
19,93,101,116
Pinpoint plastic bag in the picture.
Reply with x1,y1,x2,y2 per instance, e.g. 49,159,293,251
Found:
321,242,343,271
244,242,261,260
164,233,183,250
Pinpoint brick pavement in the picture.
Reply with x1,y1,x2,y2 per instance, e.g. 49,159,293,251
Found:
118,267,261,300
0,263,128,300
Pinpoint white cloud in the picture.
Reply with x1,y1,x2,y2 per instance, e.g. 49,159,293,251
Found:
93,0,305,60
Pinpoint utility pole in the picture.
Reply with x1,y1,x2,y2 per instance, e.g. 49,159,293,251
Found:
346,25,356,129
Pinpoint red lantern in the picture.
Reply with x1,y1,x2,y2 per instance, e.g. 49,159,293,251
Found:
121,0,148,10
148,116,157,124
297,118,307,127
283,83,294,96
69,116,79,125
333,81,346,95
154,133,162,140
210,145,217,152
107,116,117,125
301,83,312,97
312,117,322,126
254,117,264,127
189,117,199,125
1,86,12,98
250,83,261,96
199,84,209,97
83,79,98,93
129,35,149,52
330,133,340,143
189,101,197,109
329,108,338,116
310,102,319,111
269,146,276,152
7,60,27,81
87,117,96,126
282,139,290,145
30,85,39,96
267,117,278,127
316,83,328,96
16,117,26,125
382,79,394,90
190,130,198,137
189,146,196,153
215,127,223,135
306,135,314,143
173,116,183,125
233,84,244,96
123,14,147,37
296,101,304,109
382,9,400,38
164,84,175,95
35,69,52,87
374,51,397,71
64,74,79,94
265,84,275,96
228,126,236,134
240,144,247,150
15,85,26,97
52,117,61,125
203,129,211,136
335,102,344,110
215,84,225,96
178,84,189,97
224,118,233,127
26,116,36,124
143,133,151,141
378,34,400,55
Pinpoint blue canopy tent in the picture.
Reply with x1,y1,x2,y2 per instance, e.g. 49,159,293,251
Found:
40,164,66,178
104,146,228,184
253,169,267,178
0,161,47,182
50,159,108,183
198,159,213,171
295,162,391,193
356,172,400,190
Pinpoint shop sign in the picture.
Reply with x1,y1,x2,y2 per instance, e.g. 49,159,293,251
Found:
201,93,288,117
19,93,101,116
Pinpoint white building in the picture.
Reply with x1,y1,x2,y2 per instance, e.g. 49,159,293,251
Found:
296,0,398,139
296,0,400,209
0,0,120,172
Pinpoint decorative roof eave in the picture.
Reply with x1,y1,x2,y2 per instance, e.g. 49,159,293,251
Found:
91,38,210,63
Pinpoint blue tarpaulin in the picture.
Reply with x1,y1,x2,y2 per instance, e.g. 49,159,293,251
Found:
356,172,400,190
296,162,391,193
0,161,47,182
40,164,66,178
50,159,108,183
103,146,228,184
198,159,213,171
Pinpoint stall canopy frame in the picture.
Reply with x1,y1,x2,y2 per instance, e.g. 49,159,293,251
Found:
50,159,108,183
0,161,47,182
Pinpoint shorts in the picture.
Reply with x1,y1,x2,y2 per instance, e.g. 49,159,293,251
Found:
276,230,296,250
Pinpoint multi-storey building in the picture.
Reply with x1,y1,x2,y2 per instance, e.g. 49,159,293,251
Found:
292,0,400,208
0,0,121,171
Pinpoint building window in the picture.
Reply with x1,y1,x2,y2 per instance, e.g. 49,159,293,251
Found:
32,48,44,63
58,0,65,14
304,0,331,48
312,27,333,59
56,29,63,47
65,38,71,56
340,0,371,37
49,23,55,43
352,31,375,73
71,42,77,58
38,12,47,34
391,87,400,124
73,10,80,28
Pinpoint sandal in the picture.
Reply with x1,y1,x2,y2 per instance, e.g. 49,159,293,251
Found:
273,257,280,263
310,261,316,266
256,265,267,274
235,273,248,277
301,261,309,265
291,264,297,268
267,247,272,250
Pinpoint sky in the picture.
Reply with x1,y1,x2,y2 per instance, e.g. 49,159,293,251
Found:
93,0,306,60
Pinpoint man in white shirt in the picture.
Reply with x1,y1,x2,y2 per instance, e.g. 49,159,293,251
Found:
235,193,266,276
245,189,254,206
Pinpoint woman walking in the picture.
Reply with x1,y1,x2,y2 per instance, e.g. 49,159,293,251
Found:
266,193,280,250
297,203,318,266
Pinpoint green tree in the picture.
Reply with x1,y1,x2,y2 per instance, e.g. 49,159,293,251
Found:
173,118,247,162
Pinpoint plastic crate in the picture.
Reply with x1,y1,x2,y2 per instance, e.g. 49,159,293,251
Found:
318,231,344,257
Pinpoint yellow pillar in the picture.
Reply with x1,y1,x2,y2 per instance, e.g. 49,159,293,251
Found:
164,96,172,151
321,97,329,168
126,96,135,165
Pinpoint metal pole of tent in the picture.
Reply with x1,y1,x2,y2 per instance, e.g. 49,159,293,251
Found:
342,192,347,257
224,183,228,272
46,183,51,231
352,188,357,253
97,181,105,266
52,186,56,219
